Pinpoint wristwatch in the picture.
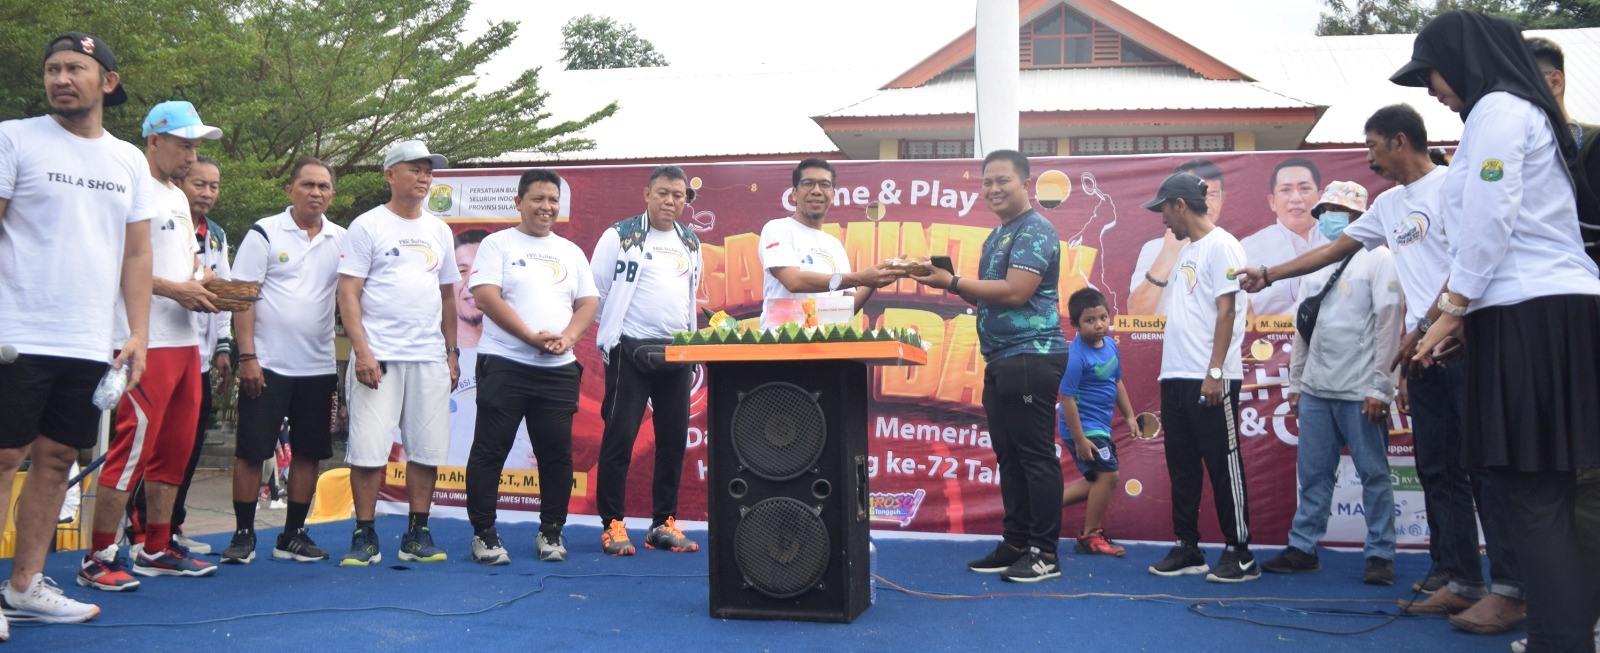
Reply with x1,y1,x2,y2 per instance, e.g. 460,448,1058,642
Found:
828,272,844,292
447,347,461,356
1207,367,1223,380
1435,293,1468,318
1417,317,1434,334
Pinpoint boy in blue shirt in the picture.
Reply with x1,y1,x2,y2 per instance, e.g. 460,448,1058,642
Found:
1059,287,1137,556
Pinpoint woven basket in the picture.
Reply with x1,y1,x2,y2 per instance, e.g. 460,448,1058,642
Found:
203,279,261,312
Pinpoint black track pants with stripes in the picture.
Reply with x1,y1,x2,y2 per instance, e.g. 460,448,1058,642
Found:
1160,378,1251,548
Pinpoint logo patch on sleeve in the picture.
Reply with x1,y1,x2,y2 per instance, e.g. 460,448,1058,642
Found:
1480,159,1505,182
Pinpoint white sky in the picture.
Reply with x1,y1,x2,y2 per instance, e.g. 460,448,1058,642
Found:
464,0,1329,89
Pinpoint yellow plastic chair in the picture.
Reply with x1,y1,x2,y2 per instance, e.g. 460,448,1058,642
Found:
307,467,353,524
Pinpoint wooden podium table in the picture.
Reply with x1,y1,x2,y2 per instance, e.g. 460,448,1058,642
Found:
666,340,924,623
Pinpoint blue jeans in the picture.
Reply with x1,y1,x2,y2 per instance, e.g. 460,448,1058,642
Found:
1287,393,1396,560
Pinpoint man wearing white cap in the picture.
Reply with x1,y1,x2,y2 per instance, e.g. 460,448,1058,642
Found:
1259,181,1404,587
336,140,460,567
80,100,223,591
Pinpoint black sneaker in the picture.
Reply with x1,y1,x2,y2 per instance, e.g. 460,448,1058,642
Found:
967,541,1025,573
1000,547,1061,583
1148,543,1209,577
1411,568,1450,593
1261,546,1320,574
220,529,256,565
274,528,330,562
1363,556,1394,586
1205,547,1261,583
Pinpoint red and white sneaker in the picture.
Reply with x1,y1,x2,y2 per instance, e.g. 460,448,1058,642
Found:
132,546,217,577
1074,529,1127,557
77,546,141,592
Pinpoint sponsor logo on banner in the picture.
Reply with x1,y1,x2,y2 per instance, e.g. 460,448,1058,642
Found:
870,489,928,526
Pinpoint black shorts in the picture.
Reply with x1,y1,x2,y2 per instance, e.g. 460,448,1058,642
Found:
235,369,337,463
0,354,107,449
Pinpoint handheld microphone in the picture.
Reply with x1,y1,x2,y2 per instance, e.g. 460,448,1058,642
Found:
0,344,17,364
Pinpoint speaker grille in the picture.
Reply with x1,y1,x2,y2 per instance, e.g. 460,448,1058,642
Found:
729,382,826,481
734,497,831,598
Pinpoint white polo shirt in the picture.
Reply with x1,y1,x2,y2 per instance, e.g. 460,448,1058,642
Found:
1440,91,1600,310
1240,221,1327,316
233,209,347,376
469,227,598,367
337,205,460,363
0,116,158,362
115,180,200,349
1345,166,1452,330
757,216,852,330
1160,227,1248,381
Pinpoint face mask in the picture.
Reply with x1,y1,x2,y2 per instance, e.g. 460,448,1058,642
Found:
1318,210,1351,240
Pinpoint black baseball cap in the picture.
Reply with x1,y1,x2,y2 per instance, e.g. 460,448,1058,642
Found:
1142,172,1209,212
43,32,127,107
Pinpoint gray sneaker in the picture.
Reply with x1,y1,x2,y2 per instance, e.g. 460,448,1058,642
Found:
536,530,567,562
220,529,256,565
274,528,330,562
471,529,511,566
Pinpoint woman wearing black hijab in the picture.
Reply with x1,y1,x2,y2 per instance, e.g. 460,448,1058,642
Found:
1394,10,1600,652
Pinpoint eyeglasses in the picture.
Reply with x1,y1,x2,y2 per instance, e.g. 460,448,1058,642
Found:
797,179,835,190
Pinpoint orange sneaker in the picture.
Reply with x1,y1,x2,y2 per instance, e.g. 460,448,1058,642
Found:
644,517,699,552
1074,529,1126,557
601,520,636,556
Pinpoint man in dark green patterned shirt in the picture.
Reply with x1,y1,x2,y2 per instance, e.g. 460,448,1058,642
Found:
912,149,1068,583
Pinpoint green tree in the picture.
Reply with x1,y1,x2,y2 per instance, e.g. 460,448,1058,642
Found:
0,0,617,236
559,14,669,70
1318,0,1600,35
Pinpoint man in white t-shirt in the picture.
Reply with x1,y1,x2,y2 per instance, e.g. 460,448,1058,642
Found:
220,157,346,566
1238,104,1525,632
1141,172,1257,584
0,31,151,631
1239,159,1326,316
337,140,461,567
82,100,223,591
465,168,598,565
125,155,231,556
1128,158,1225,315
758,159,900,330
590,165,702,558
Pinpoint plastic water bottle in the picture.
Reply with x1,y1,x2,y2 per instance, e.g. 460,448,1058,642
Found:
868,538,878,606
91,359,129,411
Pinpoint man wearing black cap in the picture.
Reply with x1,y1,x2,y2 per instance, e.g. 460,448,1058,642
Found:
0,33,153,633
1140,172,1257,583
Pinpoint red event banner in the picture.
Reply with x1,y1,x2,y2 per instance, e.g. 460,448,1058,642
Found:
377,151,1430,548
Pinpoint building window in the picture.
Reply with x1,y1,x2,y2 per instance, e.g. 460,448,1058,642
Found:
1121,42,1163,64
1070,133,1231,156
1029,5,1093,67
900,138,1057,160
1197,134,1229,152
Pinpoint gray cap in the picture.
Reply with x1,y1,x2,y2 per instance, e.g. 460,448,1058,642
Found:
1142,172,1209,212
383,139,447,170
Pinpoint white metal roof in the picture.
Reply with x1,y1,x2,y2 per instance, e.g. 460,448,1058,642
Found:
477,65,869,163
821,66,1316,118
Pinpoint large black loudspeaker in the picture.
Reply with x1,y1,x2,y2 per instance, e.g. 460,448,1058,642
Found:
706,360,871,623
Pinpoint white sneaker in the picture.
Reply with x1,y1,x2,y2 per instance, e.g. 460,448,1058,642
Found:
174,532,212,555
471,534,511,566
2,573,99,624
536,532,567,562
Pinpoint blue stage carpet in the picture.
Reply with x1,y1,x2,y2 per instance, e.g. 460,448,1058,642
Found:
17,516,1515,652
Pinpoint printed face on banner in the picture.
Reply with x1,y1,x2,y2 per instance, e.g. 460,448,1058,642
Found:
1268,164,1319,234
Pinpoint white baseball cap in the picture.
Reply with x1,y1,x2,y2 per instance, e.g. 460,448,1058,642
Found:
383,140,447,170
